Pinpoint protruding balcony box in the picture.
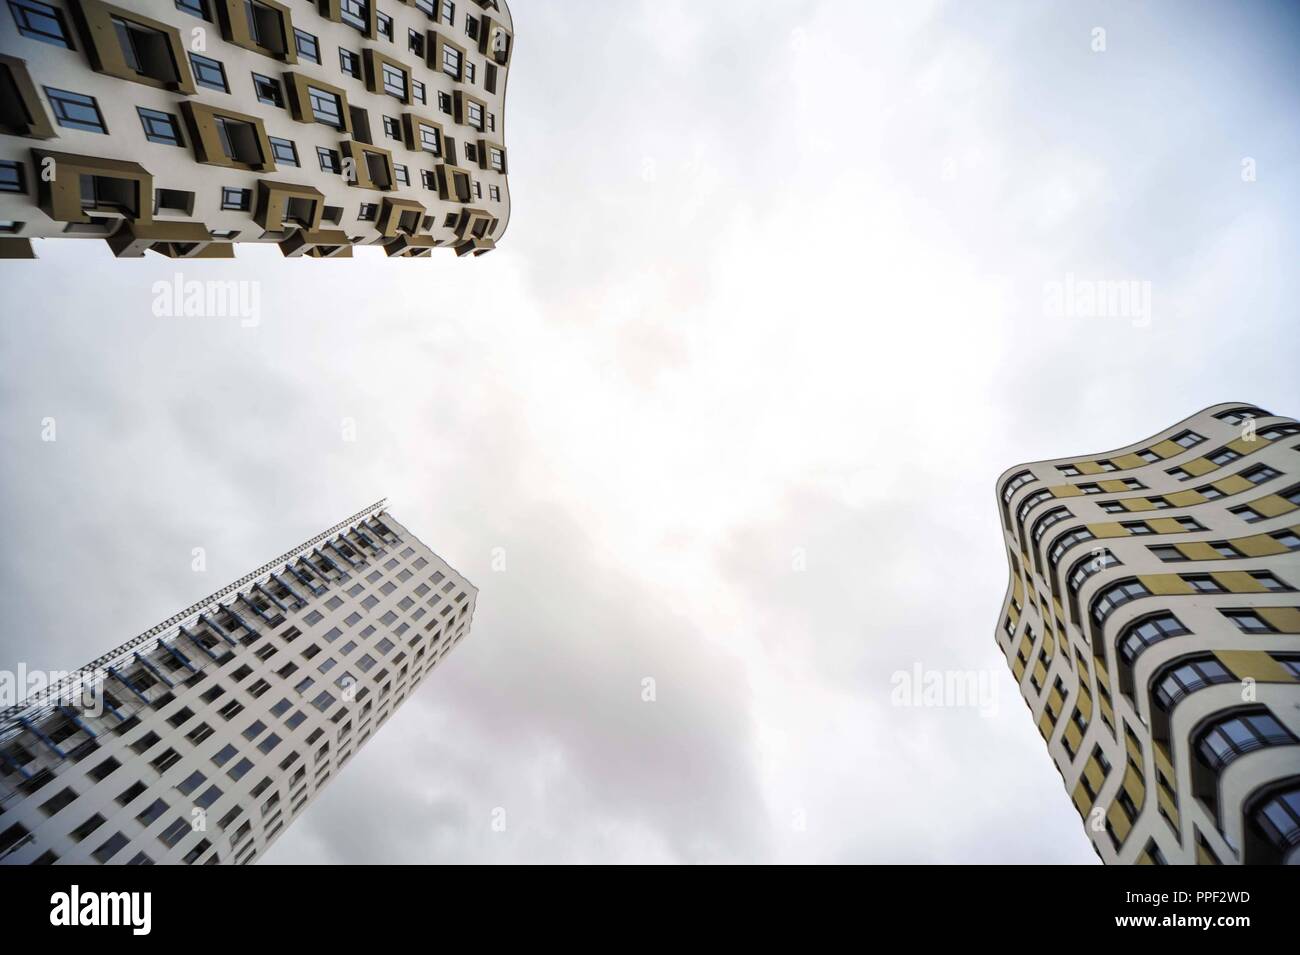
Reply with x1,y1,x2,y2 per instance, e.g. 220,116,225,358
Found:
434,163,472,203
0,238,35,258
70,0,197,94
400,112,444,156
180,102,276,171
362,49,411,105
279,228,352,257
107,219,233,258
454,235,494,257
255,179,325,232
30,149,152,226
427,30,468,81
283,73,353,135
213,0,298,64
453,206,496,242
0,56,56,138
383,233,435,258
376,196,424,238
452,206,496,256
342,140,396,191
453,89,488,131
478,15,512,66
475,138,507,174
318,0,376,39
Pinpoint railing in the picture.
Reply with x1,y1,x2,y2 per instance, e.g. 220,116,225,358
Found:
0,500,388,737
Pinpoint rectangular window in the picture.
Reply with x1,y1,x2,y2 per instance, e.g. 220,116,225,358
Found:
0,160,25,193
418,122,440,154
381,62,407,99
489,184,500,201
393,163,409,185
341,0,369,32
317,146,341,173
220,186,251,211
339,48,361,78
137,107,184,146
176,769,206,794
175,0,210,19
377,12,393,40
408,29,425,56
268,136,298,165
135,798,167,825
40,787,77,816
159,817,191,848
252,72,284,107
1243,465,1280,485
111,16,179,84
467,101,484,129
189,53,228,92
9,0,73,49
44,87,108,133
1229,504,1263,523
307,86,344,128
411,79,426,105
92,831,130,864
294,28,320,63
244,0,285,53
442,45,462,79
69,813,106,842
214,115,263,165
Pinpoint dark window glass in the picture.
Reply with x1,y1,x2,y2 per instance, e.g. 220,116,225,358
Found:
9,0,73,48
137,107,184,146
252,72,283,107
0,160,26,193
44,87,107,133
294,28,320,63
268,136,298,165
189,53,228,92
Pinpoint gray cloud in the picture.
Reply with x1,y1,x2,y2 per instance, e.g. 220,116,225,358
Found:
1,0,1298,863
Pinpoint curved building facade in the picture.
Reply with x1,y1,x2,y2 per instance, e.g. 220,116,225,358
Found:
0,0,512,259
995,403,1300,864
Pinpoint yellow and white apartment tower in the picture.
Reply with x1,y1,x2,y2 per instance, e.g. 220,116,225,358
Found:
0,502,477,864
996,403,1300,864
0,0,511,258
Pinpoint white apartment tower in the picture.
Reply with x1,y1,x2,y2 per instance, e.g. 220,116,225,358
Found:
996,403,1300,864
0,0,512,258
0,502,477,864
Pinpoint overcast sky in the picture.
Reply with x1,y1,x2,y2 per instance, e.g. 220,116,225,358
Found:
2,0,1298,863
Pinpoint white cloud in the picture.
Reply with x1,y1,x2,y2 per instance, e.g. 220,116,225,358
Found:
1,0,1296,863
